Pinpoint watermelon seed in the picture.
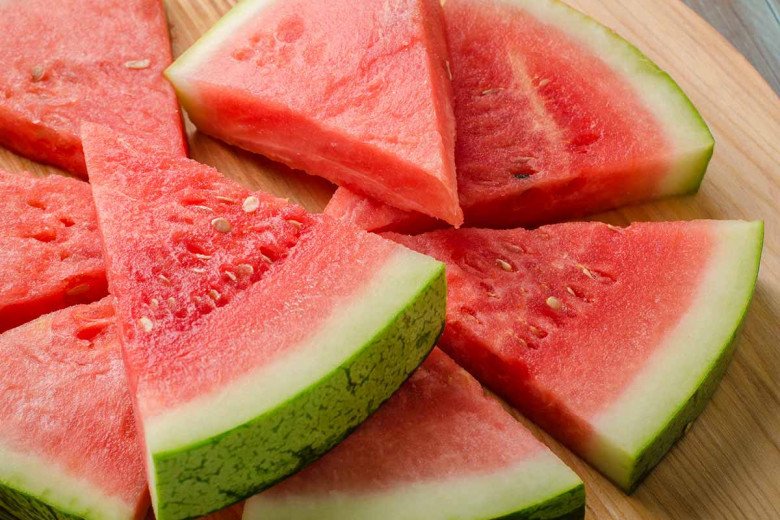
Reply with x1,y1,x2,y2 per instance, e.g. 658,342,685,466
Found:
208,289,221,302
236,263,254,277
287,219,303,228
167,297,176,308
211,217,232,233
150,298,160,308
513,173,532,180
139,317,154,332
158,274,171,284
190,205,214,213
259,253,272,264
445,60,453,80
224,271,237,282
481,88,504,96
487,291,499,299
30,66,45,82
577,264,595,279
215,196,236,203
496,258,513,272
566,286,576,296
66,284,91,297
529,325,547,338
124,59,150,69
606,224,623,232
505,243,523,253
242,196,260,213
193,253,212,262
192,267,206,274
537,78,550,88
546,296,563,311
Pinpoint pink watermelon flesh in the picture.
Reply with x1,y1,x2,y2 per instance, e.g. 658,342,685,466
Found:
165,0,462,225
327,0,714,232
0,298,147,520
246,349,584,519
0,0,185,176
82,124,445,519
387,220,763,490
0,169,106,333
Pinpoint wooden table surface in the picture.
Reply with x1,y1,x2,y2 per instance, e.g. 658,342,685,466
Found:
1,0,777,519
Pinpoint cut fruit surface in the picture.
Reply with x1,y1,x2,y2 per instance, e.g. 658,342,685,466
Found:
0,169,106,332
244,348,585,520
0,0,185,175
388,220,763,490
0,299,148,520
82,124,446,520
165,0,461,225
327,0,714,232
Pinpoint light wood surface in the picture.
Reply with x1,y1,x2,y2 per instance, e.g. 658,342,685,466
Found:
2,0,777,519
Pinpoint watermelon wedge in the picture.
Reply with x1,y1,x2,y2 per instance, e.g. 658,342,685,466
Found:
244,348,585,520
82,124,446,520
327,0,715,232
0,0,185,176
387,220,763,491
165,0,462,226
0,169,106,332
0,299,148,520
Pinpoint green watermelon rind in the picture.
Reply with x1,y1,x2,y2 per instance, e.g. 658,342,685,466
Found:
150,265,447,520
620,222,764,491
504,0,714,196
495,483,585,520
0,481,82,520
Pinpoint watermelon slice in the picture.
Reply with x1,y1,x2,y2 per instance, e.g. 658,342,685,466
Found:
244,348,585,520
81,124,446,520
327,0,715,232
0,169,106,332
0,0,185,176
0,299,148,520
165,0,462,226
387,220,763,491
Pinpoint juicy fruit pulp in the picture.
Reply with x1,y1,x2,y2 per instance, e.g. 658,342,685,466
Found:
327,0,714,232
0,299,148,520
82,124,446,520
165,0,462,225
245,348,585,520
0,170,106,332
388,220,763,490
0,0,185,175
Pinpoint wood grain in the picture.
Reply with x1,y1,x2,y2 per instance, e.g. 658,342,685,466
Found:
3,0,778,518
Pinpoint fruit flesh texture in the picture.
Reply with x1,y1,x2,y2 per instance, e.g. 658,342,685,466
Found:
83,124,446,519
0,170,106,332
388,220,761,489
0,299,148,520
0,0,185,175
326,0,713,232
246,349,585,520
166,0,461,225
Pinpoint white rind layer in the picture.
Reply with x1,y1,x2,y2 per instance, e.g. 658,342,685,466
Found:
0,441,135,520
144,247,442,454
592,220,763,484
243,450,581,520
499,0,714,194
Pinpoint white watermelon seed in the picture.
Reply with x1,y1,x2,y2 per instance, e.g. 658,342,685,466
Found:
243,196,260,213
208,289,221,302
150,298,160,308
577,264,595,279
236,263,254,276
546,296,562,311
496,258,513,272
124,59,151,69
193,253,212,261
224,271,237,282
167,297,176,307
192,267,206,274
537,78,550,88
30,66,45,81
211,217,232,233
566,286,576,296
216,195,236,203
65,284,90,297
158,274,171,284
445,60,453,80
259,253,272,264
190,205,214,213
139,317,154,332
287,219,303,228
505,243,522,253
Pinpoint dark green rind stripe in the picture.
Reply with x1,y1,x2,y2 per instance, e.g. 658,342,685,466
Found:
494,483,586,520
151,265,447,520
0,481,82,520
623,223,764,492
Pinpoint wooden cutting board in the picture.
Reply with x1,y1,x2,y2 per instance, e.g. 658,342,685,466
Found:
3,0,777,518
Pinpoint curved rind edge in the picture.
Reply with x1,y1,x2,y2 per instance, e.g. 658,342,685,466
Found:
150,265,446,520
495,482,586,520
0,481,82,520
621,221,764,492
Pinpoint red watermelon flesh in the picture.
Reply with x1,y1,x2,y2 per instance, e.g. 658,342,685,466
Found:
387,220,763,490
0,0,185,176
0,299,147,520
165,0,462,226
0,169,106,332
327,0,714,232
82,124,446,519
245,349,584,519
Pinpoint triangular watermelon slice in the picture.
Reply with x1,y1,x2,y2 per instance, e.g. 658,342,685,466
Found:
82,124,446,520
165,0,462,226
0,169,106,332
327,0,715,232
244,348,585,520
0,299,148,520
387,220,763,491
0,0,185,176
